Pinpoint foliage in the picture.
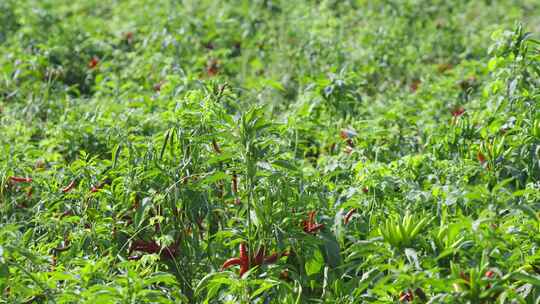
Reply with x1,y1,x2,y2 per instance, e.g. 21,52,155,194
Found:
1,0,540,303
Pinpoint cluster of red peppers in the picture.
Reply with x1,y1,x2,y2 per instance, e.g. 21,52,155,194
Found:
302,211,324,234
221,243,289,277
128,239,180,261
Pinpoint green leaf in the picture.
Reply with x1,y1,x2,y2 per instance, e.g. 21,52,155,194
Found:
512,272,540,287
321,231,342,268
305,249,324,276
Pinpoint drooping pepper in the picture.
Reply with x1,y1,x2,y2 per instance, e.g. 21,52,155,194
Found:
302,211,324,234
221,243,288,276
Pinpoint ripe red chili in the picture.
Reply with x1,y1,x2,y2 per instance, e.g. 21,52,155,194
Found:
153,82,162,92
232,173,238,194
339,129,357,140
279,270,290,281
212,139,222,154
263,252,279,264
410,79,421,92
303,211,324,234
253,246,265,266
221,243,286,276
90,179,110,193
206,59,219,76
62,180,76,193
129,239,179,260
340,129,356,150
344,208,357,225
485,270,495,278
88,57,99,69
10,176,32,183
451,106,465,118
477,151,487,164
399,290,414,302
221,243,249,276
124,31,134,44
263,251,289,264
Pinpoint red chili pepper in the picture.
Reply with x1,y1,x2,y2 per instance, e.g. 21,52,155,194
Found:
153,81,163,92
206,59,219,76
399,290,414,302
239,243,249,275
124,31,134,44
88,57,99,69
232,173,238,194
339,129,357,140
451,106,465,118
130,239,179,260
221,257,244,270
477,151,487,164
344,208,357,225
263,252,279,264
265,250,289,264
410,79,421,92
62,180,76,193
303,211,324,234
221,243,250,276
10,176,32,183
90,179,110,193
485,270,495,278
340,129,356,150
212,139,222,154
253,246,265,266
221,243,285,276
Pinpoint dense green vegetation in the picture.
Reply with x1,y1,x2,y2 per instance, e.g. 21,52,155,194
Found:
1,0,540,303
